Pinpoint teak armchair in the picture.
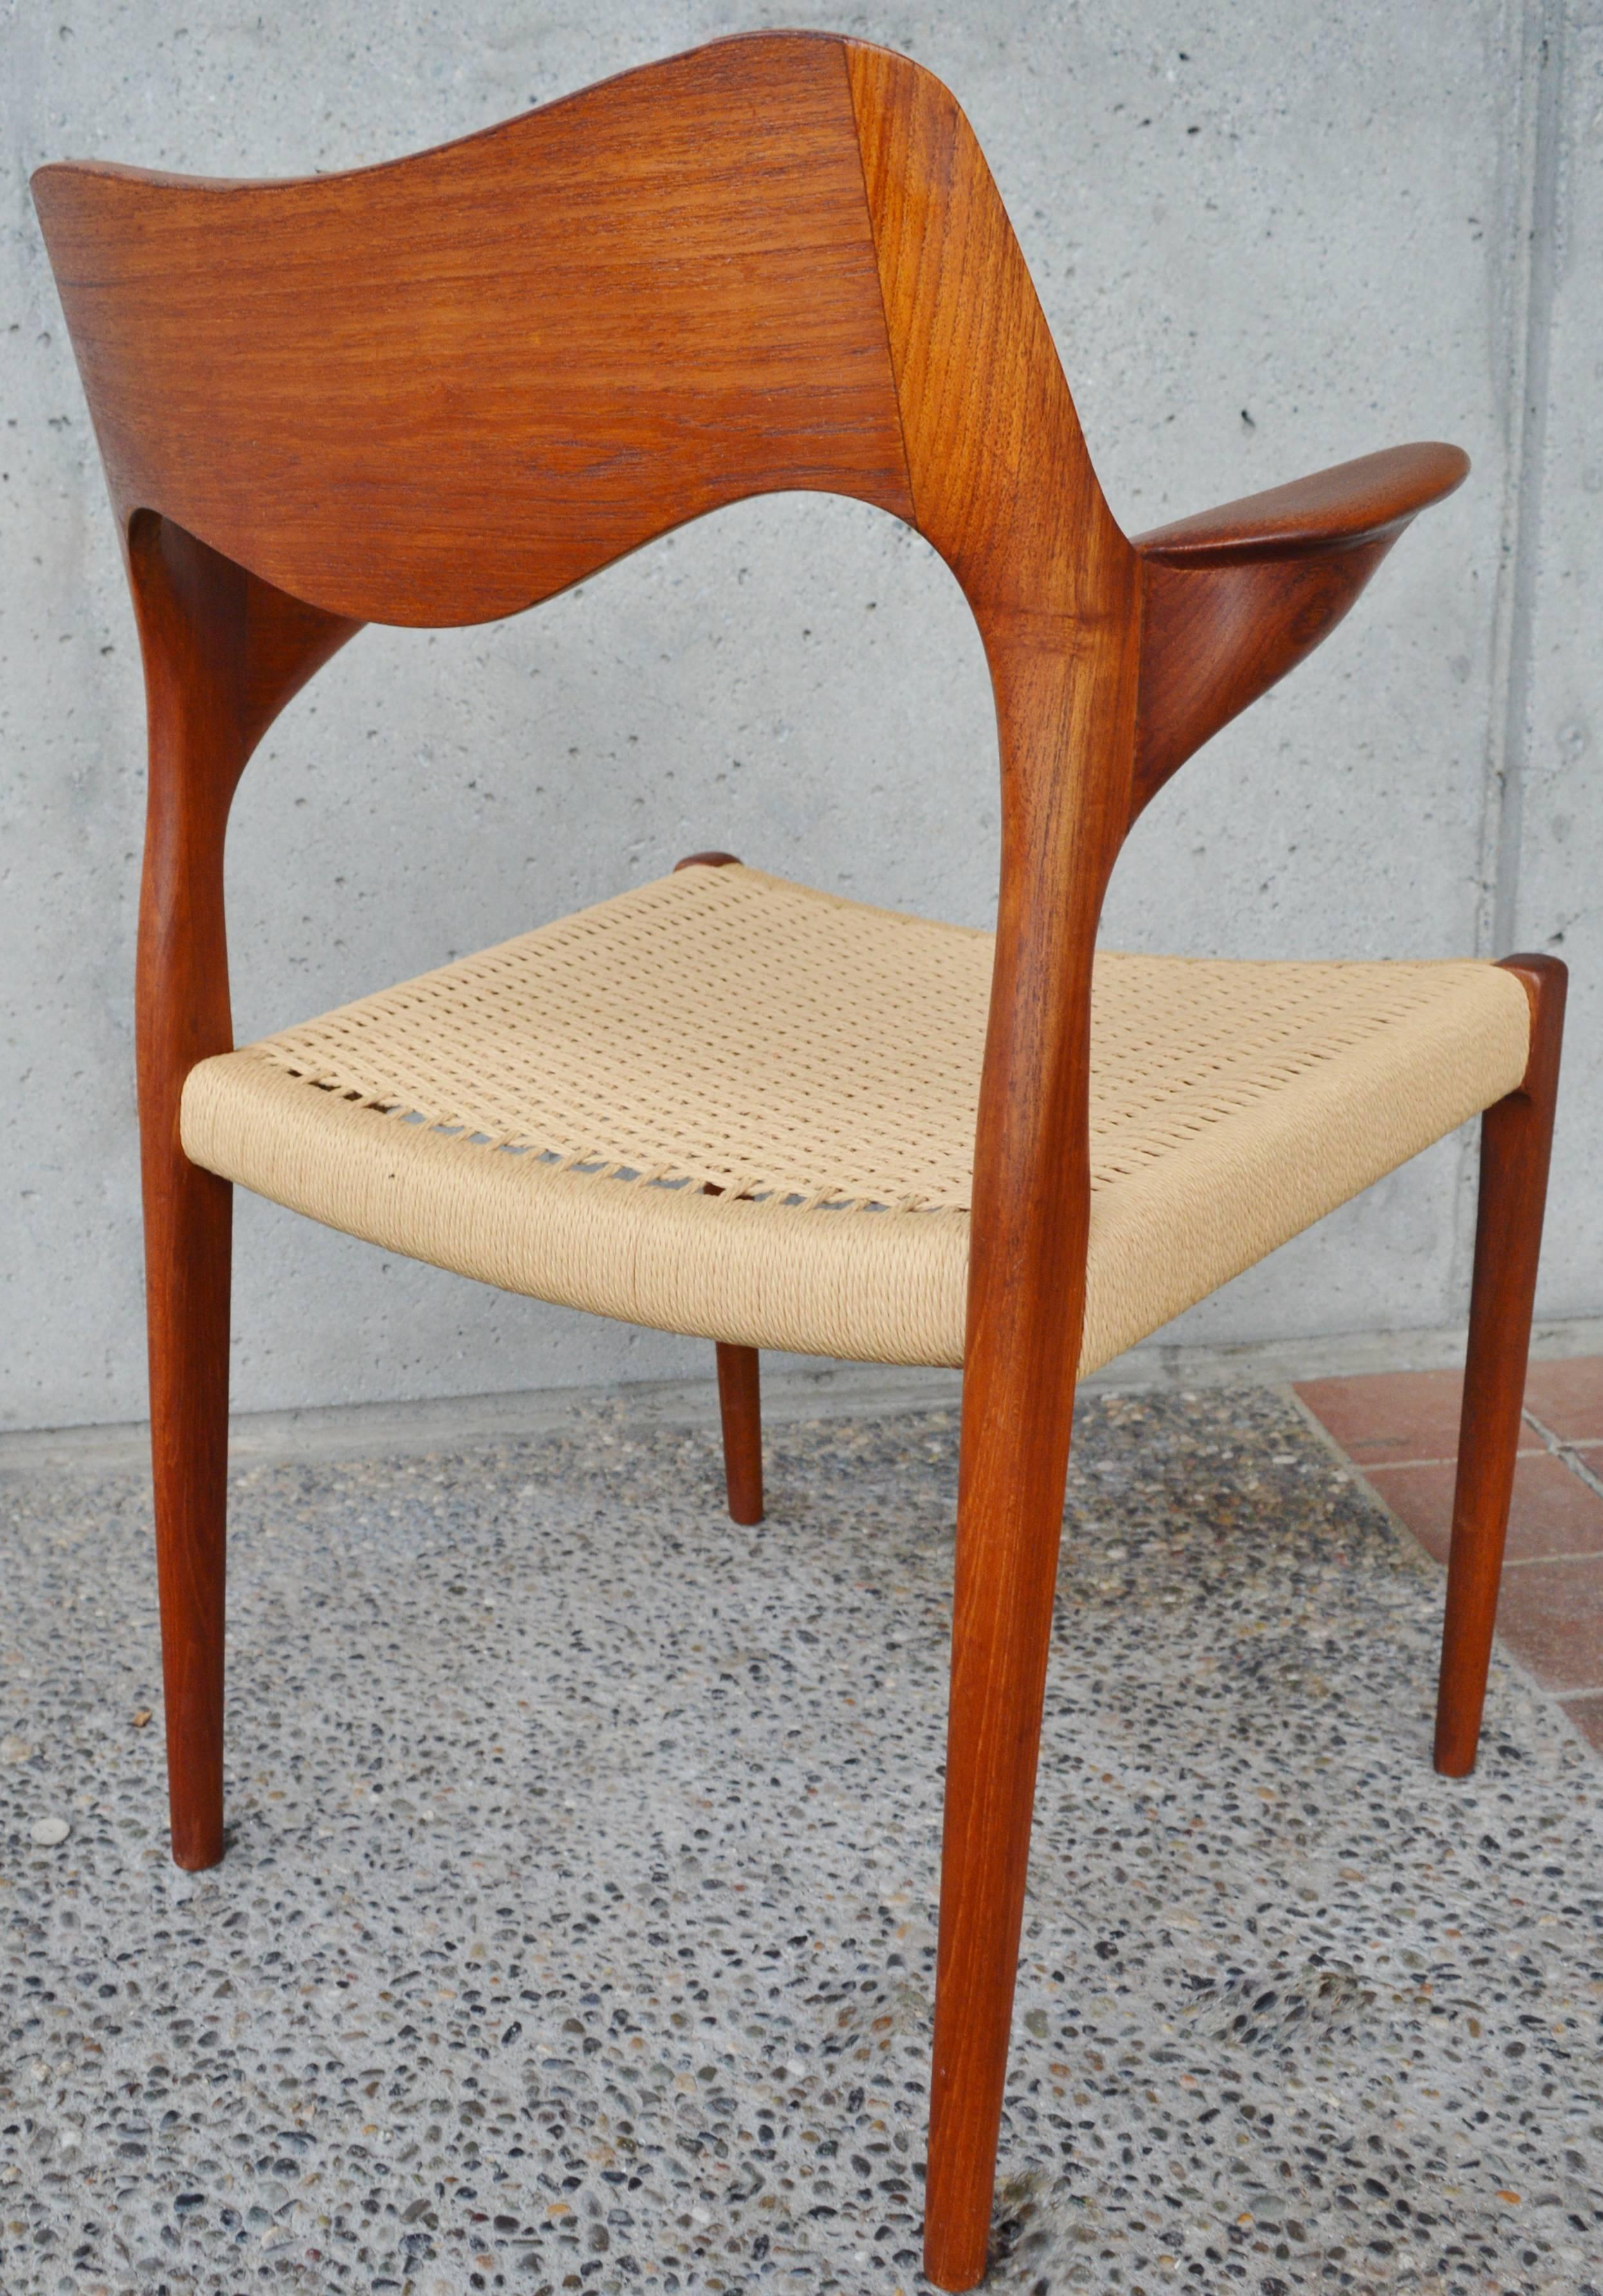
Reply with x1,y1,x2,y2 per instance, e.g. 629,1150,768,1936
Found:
33,33,1564,2290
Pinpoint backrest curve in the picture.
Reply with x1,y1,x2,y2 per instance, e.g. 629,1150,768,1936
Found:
34,32,916,627
36,29,1138,648
113,484,925,643
33,28,858,205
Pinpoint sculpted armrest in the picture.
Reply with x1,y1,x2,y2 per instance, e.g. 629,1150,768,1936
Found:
1129,442,1469,822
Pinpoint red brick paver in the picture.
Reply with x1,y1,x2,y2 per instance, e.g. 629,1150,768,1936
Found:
1295,1357,1603,1742
1293,1368,1534,1469
1522,1357,1603,1445
1363,1451,1603,1566
1559,1691,1603,1755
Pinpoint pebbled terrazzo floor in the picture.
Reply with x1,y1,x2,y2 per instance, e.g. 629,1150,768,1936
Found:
1,1387,1601,2296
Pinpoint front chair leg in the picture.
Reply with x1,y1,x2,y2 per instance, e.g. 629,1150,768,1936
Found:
1434,953,1566,1776
714,1343,764,1524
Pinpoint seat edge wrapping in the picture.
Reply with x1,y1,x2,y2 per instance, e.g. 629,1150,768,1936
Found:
181,959,1528,1371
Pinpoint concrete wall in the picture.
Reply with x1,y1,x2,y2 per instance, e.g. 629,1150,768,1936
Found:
1,0,1591,1433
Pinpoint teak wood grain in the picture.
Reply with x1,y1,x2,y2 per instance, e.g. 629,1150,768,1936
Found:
32,32,1550,2290
33,37,913,627
1434,955,1566,1777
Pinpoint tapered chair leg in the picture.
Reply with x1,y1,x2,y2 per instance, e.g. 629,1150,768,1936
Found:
715,1343,764,1525
125,513,358,1873
134,512,236,1874
1434,954,1566,1776
145,1155,233,1869
923,1357,1078,2290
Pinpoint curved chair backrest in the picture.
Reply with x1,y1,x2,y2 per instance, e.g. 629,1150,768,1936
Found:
32,30,1129,641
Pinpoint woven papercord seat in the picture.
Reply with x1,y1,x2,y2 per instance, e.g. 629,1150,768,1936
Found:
182,861,1532,1371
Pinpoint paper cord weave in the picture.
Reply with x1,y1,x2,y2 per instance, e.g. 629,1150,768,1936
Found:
182,863,1531,1368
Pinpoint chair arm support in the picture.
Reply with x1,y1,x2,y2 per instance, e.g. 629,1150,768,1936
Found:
1128,442,1468,823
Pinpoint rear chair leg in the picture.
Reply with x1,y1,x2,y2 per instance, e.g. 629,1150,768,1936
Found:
144,1147,232,1869
129,513,358,1871
923,1354,1077,2290
672,852,762,1529
715,1344,764,1525
1434,953,1566,1776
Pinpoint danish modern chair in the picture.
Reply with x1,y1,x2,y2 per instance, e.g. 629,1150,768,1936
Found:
33,32,1564,2290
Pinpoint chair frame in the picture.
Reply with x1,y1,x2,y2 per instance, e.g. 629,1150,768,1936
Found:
32,32,1564,2290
